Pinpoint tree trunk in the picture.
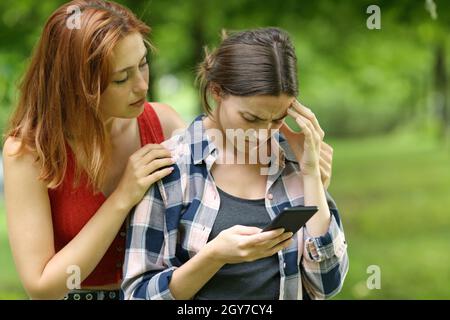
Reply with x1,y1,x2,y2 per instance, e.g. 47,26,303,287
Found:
190,0,208,114
433,44,449,140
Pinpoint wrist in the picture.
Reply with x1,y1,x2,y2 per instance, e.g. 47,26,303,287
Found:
302,167,321,179
109,190,134,213
203,241,226,268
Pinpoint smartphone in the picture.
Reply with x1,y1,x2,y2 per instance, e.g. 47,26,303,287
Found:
262,206,319,234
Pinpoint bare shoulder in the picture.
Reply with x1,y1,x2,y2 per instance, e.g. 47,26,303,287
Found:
150,102,178,117
3,135,23,156
150,102,186,139
3,136,33,162
3,136,42,176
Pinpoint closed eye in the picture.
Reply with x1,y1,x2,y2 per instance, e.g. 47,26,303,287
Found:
273,111,288,123
113,57,148,85
114,77,128,84
241,111,287,123
242,114,258,123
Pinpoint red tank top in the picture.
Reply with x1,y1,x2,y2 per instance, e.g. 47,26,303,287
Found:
48,102,164,286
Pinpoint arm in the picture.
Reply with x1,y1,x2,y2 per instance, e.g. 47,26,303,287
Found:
121,183,225,300
3,138,173,299
151,102,186,140
303,169,331,237
285,100,348,300
169,243,224,299
301,172,349,299
169,225,292,300
319,141,333,190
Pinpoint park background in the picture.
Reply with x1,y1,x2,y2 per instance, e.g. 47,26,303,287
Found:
0,0,449,299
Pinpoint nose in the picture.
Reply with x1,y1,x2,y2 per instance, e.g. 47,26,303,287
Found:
265,120,282,135
133,71,148,95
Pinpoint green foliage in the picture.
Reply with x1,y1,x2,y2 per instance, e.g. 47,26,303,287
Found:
1,0,449,136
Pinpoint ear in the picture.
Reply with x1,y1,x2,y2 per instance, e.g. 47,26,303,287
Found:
210,83,223,103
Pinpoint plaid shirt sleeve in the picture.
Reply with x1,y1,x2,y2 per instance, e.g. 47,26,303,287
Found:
300,190,349,300
121,183,177,300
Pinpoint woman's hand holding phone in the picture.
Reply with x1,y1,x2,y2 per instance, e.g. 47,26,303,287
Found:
205,225,294,265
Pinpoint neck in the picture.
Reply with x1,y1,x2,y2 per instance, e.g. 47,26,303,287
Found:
104,117,116,136
103,116,132,141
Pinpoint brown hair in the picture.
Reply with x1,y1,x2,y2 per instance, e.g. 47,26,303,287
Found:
197,27,299,115
4,0,151,191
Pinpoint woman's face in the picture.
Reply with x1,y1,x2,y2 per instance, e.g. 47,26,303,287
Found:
214,93,295,153
99,32,149,121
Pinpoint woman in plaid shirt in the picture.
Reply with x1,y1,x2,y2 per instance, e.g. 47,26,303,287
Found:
122,27,349,300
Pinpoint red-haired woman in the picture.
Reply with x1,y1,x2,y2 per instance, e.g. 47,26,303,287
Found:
3,1,334,300
2,0,184,300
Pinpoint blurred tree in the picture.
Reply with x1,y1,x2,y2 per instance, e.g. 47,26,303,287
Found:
0,0,449,138
434,44,449,140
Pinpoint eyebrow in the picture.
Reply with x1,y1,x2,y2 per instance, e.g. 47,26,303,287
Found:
113,50,148,74
246,110,288,121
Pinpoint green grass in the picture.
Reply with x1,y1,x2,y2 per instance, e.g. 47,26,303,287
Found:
329,131,450,299
0,130,449,299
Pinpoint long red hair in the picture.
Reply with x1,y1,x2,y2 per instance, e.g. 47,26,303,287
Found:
4,0,151,191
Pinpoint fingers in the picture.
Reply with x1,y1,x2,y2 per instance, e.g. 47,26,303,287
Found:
262,231,294,249
244,227,285,246
287,108,321,148
320,143,332,164
141,157,175,176
321,171,331,190
321,141,333,156
319,157,331,175
134,143,166,158
233,228,295,262
319,141,333,189
319,157,331,189
233,225,263,236
141,166,174,186
268,237,295,256
139,147,173,166
290,100,325,139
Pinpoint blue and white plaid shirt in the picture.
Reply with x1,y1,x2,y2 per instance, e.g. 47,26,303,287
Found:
122,115,349,300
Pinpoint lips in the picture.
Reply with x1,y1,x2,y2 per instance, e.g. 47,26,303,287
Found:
130,97,145,106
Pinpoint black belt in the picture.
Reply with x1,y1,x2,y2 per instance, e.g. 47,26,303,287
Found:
63,289,120,300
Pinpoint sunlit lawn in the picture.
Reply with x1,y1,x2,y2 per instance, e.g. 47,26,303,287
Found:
330,131,450,299
0,130,449,299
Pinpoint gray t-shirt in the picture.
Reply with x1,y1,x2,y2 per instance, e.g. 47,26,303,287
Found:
194,187,280,300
